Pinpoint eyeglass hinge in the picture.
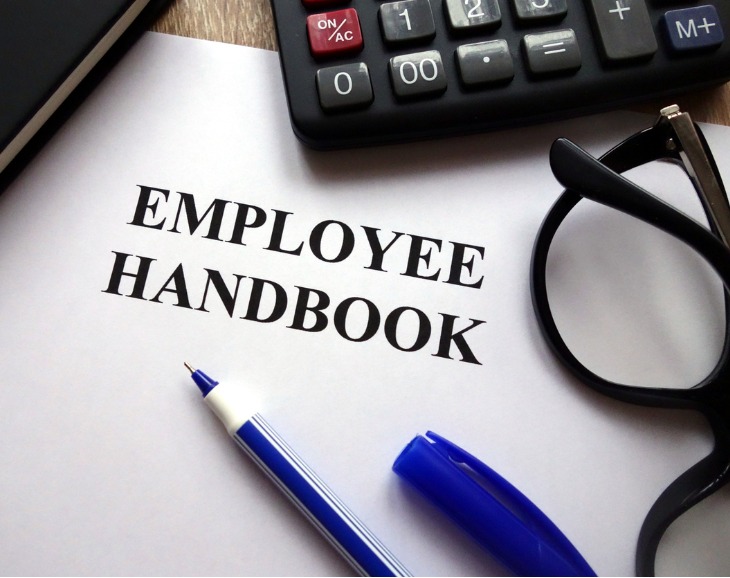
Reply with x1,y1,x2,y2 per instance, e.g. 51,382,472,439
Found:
657,105,730,248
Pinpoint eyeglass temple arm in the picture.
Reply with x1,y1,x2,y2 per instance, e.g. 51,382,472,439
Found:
635,443,730,577
549,137,730,293
661,105,730,248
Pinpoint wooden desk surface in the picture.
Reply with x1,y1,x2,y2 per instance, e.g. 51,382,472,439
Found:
151,0,730,126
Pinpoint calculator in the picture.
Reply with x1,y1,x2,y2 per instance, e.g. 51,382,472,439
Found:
268,0,730,149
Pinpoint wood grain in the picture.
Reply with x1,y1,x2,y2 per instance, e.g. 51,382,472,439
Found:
151,0,277,51
151,0,729,126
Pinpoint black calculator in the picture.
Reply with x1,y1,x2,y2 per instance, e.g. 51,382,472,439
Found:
268,0,730,149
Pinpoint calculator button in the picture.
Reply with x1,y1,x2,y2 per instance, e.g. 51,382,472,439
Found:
663,5,724,52
389,50,447,98
379,0,436,45
307,8,363,58
316,63,373,111
523,29,581,75
512,0,567,23
586,0,657,61
444,0,501,32
457,40,514,86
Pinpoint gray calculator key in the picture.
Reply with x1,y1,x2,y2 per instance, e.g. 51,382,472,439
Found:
379,0,436,44
587,0,657,61
389,50,447,98
457,40,514,86
512,0,567,22
523,29,581,75
444,0,501,31
316,63,373,111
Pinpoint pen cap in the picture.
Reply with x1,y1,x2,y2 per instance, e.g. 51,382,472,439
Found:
393,432,595,577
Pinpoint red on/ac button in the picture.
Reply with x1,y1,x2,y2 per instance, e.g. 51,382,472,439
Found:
307,8,363,58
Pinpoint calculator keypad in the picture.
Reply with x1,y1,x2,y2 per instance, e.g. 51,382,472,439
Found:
269,0,730,148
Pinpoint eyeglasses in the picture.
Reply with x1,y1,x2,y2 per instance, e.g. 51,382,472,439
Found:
530,106,730,576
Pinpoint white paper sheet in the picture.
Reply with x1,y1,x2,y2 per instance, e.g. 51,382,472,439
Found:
1,32,729,576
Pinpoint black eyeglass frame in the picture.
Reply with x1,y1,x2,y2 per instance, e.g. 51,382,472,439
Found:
530,106,730,576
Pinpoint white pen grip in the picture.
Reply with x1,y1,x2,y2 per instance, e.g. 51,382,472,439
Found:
203,381,257,434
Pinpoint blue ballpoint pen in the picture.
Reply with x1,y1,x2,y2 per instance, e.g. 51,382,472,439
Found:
185,363,411,577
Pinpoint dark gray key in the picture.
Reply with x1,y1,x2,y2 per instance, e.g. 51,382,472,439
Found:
444,0,501,31
512,0,567,22
586,0,657,61
523,29,581,75
316,63,373,111
389,50,447,98
379,0,436,45
457,40,514,86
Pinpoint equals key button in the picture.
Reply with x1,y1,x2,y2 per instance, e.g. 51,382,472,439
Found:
523,29,582,75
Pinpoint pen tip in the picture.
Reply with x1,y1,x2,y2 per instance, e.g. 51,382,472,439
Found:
183,361,195,374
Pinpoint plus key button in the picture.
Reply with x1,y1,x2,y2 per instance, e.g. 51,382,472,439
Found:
587,0,658,62
307,9,364,58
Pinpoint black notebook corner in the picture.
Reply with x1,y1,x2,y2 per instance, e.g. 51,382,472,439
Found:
0,0,170,184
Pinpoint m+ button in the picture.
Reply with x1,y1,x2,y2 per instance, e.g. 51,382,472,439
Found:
664,5,725,52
